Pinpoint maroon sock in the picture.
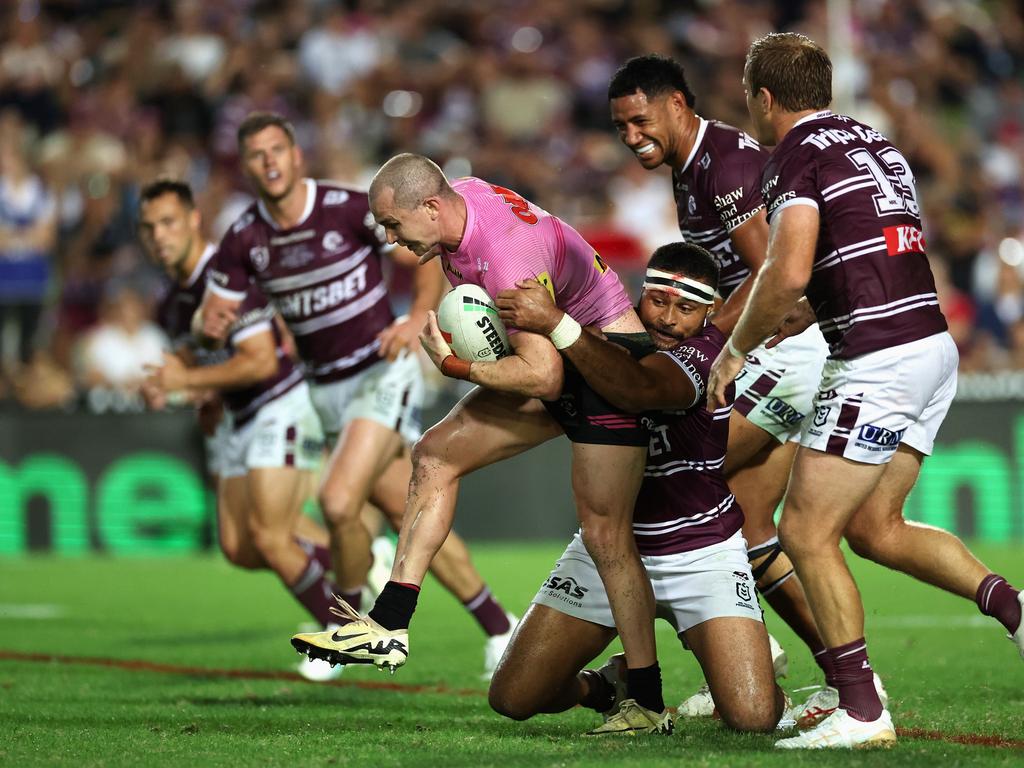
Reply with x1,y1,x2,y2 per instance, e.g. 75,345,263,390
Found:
338,587,363,614
462,586,511,636
294,536,332,573
289,555,337,627
813,647,836,685
827,638,882,722
975,574,1022,634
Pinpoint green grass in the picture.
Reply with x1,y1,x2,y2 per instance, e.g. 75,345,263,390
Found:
0,543,1022,766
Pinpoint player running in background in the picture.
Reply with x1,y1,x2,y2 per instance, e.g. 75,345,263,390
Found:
490,242,785,734
197,114,517,678
293,153,672,734
138,179,336,655
707,33,1024,748
607,54,838,716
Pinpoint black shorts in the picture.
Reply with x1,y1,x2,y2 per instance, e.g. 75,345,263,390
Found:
542,332,657,447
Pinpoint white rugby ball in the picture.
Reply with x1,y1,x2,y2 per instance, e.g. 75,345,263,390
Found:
437,284,511,362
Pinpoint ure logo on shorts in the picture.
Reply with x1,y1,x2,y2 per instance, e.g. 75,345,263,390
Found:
543,575,589,601
765,397,805,427
856,424,905,448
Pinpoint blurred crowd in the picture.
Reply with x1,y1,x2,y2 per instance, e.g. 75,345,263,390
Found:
1,0,1023,411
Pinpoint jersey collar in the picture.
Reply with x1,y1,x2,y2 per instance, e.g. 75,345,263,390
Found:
257,178,316,230
679,118,709,174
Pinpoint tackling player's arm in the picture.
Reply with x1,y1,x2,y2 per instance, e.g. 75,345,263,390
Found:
496,280,696,412
194,289,241,347
420,311,563,400
151,324,279,393
707,204,819,408
710,209,769,336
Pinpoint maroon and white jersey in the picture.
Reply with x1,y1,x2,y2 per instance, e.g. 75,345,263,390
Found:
761,111,947,359
633,323,743,556
157,245,302,426
208,179,395,384
672,119,768,299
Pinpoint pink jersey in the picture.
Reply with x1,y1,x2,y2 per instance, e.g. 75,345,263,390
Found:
442,178,632,330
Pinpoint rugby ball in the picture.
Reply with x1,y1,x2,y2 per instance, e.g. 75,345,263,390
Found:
437,284,511,362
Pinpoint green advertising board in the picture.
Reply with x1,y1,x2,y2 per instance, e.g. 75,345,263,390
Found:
0,402,1021,554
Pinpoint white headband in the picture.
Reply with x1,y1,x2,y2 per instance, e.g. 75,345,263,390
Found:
643,268,716,305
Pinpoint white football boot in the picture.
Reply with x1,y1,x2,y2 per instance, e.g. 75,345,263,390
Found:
774,708,896,749
784,672,888,729
481,612,519,681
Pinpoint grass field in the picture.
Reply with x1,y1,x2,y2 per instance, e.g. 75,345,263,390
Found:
1,542,1022,767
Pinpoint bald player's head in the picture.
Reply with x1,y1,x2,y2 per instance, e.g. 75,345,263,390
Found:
369,153,456,211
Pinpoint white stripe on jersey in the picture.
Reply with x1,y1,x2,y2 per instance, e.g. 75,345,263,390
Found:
286,283,388,336
814,236,887,272
633,494,736,535
309,338,382,377
818,292,939,333
821,173,873,198
645,455,726,477
262,246,371,293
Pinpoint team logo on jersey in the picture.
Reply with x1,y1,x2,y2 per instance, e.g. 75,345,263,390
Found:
324,189,350,206
535,271,555,300
322,230,346,253
593,252,608,274
249,246,270,272
883,225,926,256
813,405,831,427
699,151,711,169
688,195,697,215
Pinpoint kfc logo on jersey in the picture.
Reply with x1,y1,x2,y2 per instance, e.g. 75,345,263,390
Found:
249,246,270,272
883,225,926,256
324,189,350,206
322,230,346,253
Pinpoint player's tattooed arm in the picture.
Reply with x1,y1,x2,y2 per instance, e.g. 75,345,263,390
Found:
711,208,769,336
497,279,694,412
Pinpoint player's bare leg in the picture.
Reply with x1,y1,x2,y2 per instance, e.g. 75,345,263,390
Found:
318,418,403,609
216,475,265,570
778,447,892,734
843,444,1022,652
247,466,314,585
390,388,561,586
726,425,823,659
572,442,662,713
371,442,518,677
682,617,784,732
488,604,615,720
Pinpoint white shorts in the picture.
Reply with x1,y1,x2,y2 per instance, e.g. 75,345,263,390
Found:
221,383,325,478
203,411,234,478
733,324,829,443
800,331,958,465
309,351,423,445
532,531,762,634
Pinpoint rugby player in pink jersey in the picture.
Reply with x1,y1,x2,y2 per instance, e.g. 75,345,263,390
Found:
196,114,519,679
491,242,785,734
292,153,671,734
707,34,1023,748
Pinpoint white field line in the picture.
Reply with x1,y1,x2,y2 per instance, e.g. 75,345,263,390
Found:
0,604,64,619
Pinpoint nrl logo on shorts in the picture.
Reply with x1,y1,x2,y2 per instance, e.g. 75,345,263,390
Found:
813,405,831,427
322,230,345,253
249,246,270,272
735,580,752,602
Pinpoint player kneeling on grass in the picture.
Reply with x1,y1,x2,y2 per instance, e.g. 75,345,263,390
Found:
490,242,786,734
